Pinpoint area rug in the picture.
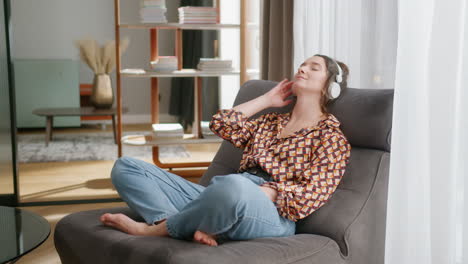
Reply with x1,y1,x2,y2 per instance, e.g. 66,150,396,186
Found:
17,132,191,163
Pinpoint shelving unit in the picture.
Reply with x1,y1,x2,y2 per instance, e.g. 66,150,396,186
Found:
121,69,240,78
113,0,247,176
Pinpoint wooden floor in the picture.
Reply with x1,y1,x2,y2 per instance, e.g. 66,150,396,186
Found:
17,123,221,203
12,123,223,263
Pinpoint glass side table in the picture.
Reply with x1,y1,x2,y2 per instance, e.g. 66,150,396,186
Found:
0,206,50,264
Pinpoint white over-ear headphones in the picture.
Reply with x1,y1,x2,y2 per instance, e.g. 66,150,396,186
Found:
328,59,342,99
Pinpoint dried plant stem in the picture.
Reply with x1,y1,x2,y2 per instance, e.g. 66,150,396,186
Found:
75,37,130,75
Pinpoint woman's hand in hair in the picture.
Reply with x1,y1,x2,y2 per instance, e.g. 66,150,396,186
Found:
263,79,294,108
231,79,293,118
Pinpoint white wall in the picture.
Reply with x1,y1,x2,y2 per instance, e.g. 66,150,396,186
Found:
11,0,180,124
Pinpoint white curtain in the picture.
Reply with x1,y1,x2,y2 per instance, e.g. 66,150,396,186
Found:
293,0,398,89
294,0,468,263
386,0,468,263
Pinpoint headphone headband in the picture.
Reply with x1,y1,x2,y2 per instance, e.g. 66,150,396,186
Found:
334,59,343,83
328,58,343,99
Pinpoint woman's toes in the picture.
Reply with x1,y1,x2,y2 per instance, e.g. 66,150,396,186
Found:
100,213,110,223
193,230,218,246
101,214,116,225
210,239,218,246
193,231,202,242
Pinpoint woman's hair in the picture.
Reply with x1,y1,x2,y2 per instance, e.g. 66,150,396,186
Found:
313,54,349,114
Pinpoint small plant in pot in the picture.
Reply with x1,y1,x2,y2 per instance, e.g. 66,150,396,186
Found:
75,37,130,109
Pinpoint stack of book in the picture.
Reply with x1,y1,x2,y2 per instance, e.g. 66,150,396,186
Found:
201,121,217,139
152,123,184,140
178,6,218,24
150,56,178,71
197,58,233,72
121,134,147,145
140,0,167,23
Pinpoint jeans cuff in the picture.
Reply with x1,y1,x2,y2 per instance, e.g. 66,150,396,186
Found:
215,232,229,243
147,213,169,225
165,216,184,240
142,214,168,225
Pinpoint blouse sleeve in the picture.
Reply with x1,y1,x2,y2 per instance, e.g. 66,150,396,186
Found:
261,130,352,222
209,108,269,149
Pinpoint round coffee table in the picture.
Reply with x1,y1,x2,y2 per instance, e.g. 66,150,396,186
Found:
0,206,50,264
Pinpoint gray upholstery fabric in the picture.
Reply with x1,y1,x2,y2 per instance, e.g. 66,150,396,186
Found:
54,80,393,264
327,87,393,152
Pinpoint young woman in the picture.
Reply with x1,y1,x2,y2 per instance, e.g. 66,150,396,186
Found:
100,54,352,247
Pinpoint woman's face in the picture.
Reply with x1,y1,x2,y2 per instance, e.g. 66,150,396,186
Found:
292,56,328,97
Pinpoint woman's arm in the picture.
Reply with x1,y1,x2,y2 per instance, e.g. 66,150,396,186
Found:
240,79,293,199
233,79,294,117
233,79,295,196
209,79,295,149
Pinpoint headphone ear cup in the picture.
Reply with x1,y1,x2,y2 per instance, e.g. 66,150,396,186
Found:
329,82,341,99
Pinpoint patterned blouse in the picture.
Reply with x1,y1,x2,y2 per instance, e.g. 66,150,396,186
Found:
209,108,352,222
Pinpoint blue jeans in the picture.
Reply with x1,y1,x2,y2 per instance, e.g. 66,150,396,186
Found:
110,156,296,242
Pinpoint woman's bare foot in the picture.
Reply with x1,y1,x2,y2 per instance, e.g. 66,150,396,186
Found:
101,214,217,246
100,213,169,237
193,230,218,246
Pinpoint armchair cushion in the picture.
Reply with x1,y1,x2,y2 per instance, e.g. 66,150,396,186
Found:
54,207,347,264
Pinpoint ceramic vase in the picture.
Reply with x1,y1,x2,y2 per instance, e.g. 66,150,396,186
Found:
91,74,114,109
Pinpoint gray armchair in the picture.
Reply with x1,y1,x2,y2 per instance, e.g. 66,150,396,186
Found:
54,80,393,264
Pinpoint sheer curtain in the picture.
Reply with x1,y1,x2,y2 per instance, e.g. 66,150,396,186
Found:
386,0,468,263
294,0,468,263
293,0,398,89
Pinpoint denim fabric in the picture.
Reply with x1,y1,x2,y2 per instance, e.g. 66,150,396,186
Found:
111,156,296,242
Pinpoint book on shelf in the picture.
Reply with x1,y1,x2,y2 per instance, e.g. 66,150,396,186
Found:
178,6,218,24
201,121,217,139
179,13,218,17
152,123,184,139
179,20,218,24
198,58,233,65
150,56,178,72
197,58,233,72
121,134,148,145
197,67,235,72
140,0,166,7
199,58,232,62
121,68,146,74
140,0,167,23
178,6,217,11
